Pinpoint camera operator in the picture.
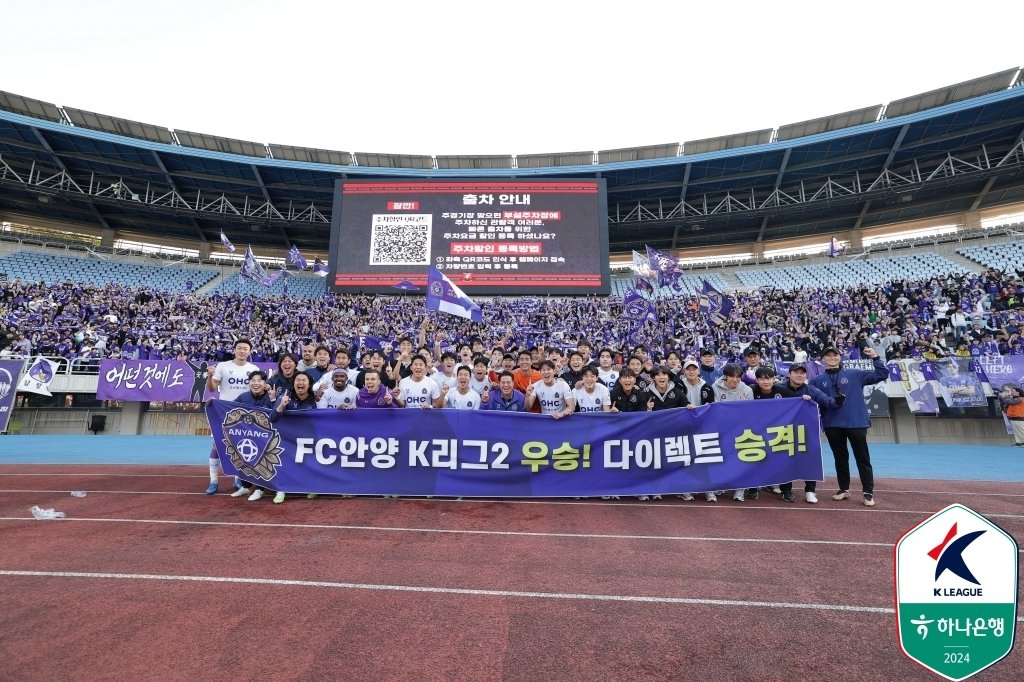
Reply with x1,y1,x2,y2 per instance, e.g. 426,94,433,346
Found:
810,345,889,507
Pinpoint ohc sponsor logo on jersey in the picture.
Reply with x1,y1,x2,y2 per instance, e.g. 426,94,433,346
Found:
895,504,1018,681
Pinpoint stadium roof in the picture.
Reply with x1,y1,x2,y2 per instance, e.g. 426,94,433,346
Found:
1,68,1023,255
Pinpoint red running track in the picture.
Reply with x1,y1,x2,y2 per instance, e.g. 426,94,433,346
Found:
0,464,1021,681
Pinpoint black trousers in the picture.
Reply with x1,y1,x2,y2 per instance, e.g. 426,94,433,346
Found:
824,427,873,495
780,480,817,494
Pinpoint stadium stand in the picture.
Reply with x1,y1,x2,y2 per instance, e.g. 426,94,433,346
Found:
210,271,326,298
0,250,217,291
958,237,1024,273
734,253,969,291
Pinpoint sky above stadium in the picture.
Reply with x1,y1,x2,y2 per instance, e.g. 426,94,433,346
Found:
3,1,1021,157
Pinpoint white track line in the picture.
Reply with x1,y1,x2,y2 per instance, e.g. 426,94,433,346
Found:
2,515,1022,551
0,569,895,613
2,490,1021,520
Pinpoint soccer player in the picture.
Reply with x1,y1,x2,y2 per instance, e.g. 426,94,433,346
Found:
596,347,620,390
525,360,575,418
205,339,258,495
396,356,442,409
442,366,481,410
317,368,359,410
572,366,611,413
469,356,492,394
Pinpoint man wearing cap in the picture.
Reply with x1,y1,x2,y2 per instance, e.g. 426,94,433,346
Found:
778,363,836,503
809,345,888,507
740,346,764,386
698,348,722,385
677,359,716,502
317,367,359,410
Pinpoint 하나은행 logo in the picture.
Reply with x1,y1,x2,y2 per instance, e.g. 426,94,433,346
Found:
895,504,1018,681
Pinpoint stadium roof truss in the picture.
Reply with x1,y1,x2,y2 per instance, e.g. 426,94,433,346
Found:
0,68,1022,253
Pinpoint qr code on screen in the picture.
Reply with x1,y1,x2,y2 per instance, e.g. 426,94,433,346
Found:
369,215,432,265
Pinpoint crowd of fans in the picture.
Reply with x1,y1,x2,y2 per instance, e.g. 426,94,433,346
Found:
1,266,1022,366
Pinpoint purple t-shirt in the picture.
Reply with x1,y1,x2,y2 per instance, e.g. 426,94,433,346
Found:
357,386,393,409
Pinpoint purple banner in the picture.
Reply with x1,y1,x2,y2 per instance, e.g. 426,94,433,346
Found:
97,359,276,402
0,359,26,432
207,397,824,497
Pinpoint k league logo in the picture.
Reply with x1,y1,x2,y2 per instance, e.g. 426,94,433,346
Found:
895,504,1018,681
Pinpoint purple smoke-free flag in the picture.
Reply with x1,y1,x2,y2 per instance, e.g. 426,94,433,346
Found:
312,259,329,278
622,290,657,325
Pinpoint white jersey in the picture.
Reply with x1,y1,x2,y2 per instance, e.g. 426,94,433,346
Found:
313,369,359,393
444,388,481,410
434,371,459,390
531,378,573,415
469,375,491,395
597,368,619,390
213,361,259,401
317,385,359,409
572,384,611,413
398,375,440,409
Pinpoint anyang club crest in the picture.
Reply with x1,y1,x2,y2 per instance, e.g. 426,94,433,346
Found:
221,408,284,481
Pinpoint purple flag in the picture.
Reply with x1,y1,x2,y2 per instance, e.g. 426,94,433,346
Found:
287,245,308,270
219,230,236,253
0,358,25,432
312,259,329,278
426,267,483,322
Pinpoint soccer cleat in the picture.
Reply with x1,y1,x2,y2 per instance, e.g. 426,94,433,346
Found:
677,493,695,501
247,489,264,501
770,486,782,494
306,494,317,500
732,491,745,502
832,490,850,501
863,494,875,507
805,492,819,504
782,492,796,503
205,482,219,495
705,492,717,503
273,492,286,504
636,495,650,501
652,495,662,500
230,487,251,498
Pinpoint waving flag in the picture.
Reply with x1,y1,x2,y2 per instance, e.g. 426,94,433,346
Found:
18,356,60,396
698,280,734,326
633,276,655,296
393,279,421,291
312,259,329,278
287,244,308,270
426,266,483,322
622,290,658,325
261,269,287,287
240,246,269,284
827,236,845,258
219,231,236,253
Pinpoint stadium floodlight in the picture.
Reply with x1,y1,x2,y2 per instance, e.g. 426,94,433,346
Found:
597,143,681,164
516,151,594,168
63,107,175,144
0,91,63,122
776,105,883,141
884,68,1019,119
353,152,434,169
435,155,514,169
267,144,351,165
683,129,773,155
175,129,267,158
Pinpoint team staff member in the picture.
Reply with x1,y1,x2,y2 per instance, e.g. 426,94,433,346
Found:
777,362,836,504
356,370,394,408
230,370,278,500
711,364,753,502
263,371,318,504
205,339,259,495
609,368,652,413
512,350,542,412
678,359,716,502
809,345,888,507
698,348,723,385
482,371,527,411
525,360,575,418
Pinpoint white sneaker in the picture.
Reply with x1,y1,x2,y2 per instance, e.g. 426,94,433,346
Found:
705,492,717,503
805,491,819,504
832,490,850,501
601,496,621,500
732,490,745,502
247,489,264,501
677,493,695,501
652,495,662,500
273,492,286,504
770,486,782,495
230,487,251,498
637,495,650,501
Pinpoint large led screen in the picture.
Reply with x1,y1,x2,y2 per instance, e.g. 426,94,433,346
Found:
328,179,610,295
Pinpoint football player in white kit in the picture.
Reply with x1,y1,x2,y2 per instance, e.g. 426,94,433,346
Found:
205,339,259,494
442,366,481,410
572,366,611,413
396,356,442,409
525,360,575,418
